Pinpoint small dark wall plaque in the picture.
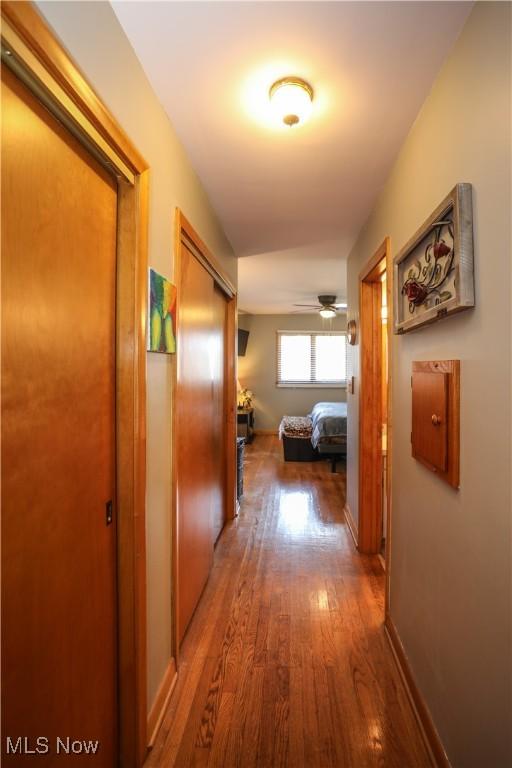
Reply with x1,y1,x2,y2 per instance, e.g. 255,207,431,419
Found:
411,360,460,488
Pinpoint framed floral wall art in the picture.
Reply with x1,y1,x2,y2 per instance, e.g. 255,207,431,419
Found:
393,183,474,334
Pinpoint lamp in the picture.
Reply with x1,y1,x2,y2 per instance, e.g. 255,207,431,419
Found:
237,382,253,409
319,307,336,319
269,76,313,127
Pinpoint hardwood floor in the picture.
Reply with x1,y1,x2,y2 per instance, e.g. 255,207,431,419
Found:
148,436,432,768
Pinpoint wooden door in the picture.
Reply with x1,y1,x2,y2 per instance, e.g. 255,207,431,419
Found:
412,371,448,472
359,278,383,552
176,245,214,643
1,67,118,764
358,239,392,556
211,285,227,544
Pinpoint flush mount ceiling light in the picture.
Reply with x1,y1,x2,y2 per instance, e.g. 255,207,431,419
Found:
269,76,314,127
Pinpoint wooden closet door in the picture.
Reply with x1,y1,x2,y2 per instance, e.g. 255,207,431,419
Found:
211,285,227,544
177,245,214,642
1,68,118,764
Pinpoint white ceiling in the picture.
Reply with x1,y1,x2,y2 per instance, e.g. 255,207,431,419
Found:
113,1,472,314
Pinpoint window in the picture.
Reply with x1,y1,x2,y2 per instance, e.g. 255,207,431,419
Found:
276,331,346,387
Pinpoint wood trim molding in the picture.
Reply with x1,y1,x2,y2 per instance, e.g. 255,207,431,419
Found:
358,236,394,622
358,237,390,555
225,295,238,522
177,210,236,298
343,504,358,549
358,275,383,552
1,5,149,765
358,239,387,282
385,616,450,768
147,658,177,749
117,172,149,767
1,1,147,176
171,213,181,668
384,240,393,614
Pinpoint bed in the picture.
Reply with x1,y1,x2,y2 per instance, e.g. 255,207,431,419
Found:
309,401,347,449
279,402,347,470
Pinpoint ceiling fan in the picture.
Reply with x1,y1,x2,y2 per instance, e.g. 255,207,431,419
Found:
292,294,347,319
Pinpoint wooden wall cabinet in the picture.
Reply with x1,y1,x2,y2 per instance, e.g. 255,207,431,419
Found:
411,360,460,488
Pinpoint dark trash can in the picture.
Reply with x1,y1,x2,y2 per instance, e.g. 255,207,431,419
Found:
236,437,245,499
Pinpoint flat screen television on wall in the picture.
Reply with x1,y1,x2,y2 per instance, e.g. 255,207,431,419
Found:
238,329,249,357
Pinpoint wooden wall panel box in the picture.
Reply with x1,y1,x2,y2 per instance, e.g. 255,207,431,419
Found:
411,360,460,488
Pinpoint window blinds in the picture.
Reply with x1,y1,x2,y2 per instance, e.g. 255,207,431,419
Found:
276,331,346,386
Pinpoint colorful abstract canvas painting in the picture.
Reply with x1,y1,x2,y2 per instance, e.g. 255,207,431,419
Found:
148,268,176,353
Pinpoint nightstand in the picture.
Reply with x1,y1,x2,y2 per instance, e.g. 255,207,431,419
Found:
237,407,254,443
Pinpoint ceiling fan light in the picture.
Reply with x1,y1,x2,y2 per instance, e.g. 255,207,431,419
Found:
269,77,313,127
319,307,336,319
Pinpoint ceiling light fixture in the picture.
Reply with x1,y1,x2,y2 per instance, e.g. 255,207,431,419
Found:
319,307,336,319
269,76,313,127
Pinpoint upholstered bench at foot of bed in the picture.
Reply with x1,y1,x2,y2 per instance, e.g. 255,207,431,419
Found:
279,416,318,462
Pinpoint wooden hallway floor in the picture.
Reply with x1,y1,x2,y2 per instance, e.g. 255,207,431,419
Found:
147,436,432,768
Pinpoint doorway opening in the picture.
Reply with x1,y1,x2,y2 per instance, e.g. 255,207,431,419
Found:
358,238,392,571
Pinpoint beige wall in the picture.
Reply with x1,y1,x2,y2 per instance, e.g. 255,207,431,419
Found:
36,1,236,712
346,4,511,766
238,314,346,431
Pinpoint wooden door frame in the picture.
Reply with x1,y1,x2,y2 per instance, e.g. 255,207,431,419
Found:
1,4,149,766
172,210,237,663
358,237,393,607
